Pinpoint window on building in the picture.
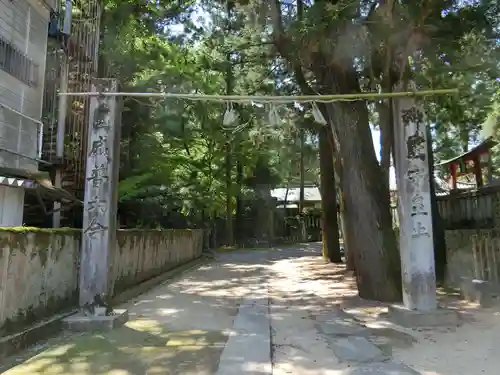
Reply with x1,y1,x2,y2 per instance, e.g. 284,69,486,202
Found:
0,35,39,87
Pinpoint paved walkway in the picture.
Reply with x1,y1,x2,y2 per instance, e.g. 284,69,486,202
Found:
2,244,421,375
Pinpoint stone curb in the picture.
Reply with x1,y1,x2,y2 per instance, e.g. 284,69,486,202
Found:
0,310,77,360
110,255,210,305
0,255,210,360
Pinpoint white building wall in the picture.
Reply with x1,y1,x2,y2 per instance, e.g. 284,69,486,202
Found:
0,185,24,225
0,0,50,171
0,0,51,226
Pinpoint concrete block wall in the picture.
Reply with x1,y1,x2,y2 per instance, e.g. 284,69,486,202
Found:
0,228,203,336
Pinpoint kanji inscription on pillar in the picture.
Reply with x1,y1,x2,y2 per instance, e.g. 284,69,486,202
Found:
393,82,437,312
79,79,121,308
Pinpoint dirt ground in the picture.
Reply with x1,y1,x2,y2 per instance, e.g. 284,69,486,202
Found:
2,244,499,375
290,253,500,375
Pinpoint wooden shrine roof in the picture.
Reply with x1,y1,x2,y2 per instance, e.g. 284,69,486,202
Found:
437,137,497,167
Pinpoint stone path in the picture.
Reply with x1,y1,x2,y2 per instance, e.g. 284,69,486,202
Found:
2,244,423,375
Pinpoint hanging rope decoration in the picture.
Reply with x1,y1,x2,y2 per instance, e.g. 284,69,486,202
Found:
311,102,327,125
222,100,326,131
59,89,459,131
222,102,238,129
58,89,458,102
268,104,281,126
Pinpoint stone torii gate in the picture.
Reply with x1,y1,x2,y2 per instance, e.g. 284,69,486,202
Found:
62,82,459,330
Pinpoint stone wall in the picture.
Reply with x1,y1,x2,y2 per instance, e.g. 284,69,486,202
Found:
444,229,500,288
0,228,203,336
111,230,204,294
445,230,477,287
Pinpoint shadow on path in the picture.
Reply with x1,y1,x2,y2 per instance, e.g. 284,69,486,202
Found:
2,243,327,374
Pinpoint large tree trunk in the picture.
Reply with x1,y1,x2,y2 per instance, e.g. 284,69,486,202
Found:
310,58,401,301
299,127,305,214
327,132,356,271
269,0,401,301
235,157,244,243
376,101,393,194
426,125,447,282
319,126,343,263
224,0,234,247
325,98,402,302
339,191,356,271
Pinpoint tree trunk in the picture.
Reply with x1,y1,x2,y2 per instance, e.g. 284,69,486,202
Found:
340,191,356,271
235,157,243,243
325,98,402,302
376,101,393,194
327,131,355,270
224,0,234,246
426,125,447,282
319,126,342,263
270,3,401,299
299,127,305,213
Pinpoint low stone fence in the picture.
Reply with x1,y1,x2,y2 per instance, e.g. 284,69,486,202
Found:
0,228,203,336
445,229,500,288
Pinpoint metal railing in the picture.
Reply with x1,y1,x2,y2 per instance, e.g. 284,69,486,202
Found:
0,101,46,164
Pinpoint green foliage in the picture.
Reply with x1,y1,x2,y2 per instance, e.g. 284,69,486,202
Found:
95,0,320,228
99,0,499,229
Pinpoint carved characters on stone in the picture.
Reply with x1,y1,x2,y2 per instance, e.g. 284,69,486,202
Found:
407,170,426,190
411,194,428,217
87,163,109,188
412,220,430,238
87,196,108,222
79,80,121,310
84,217,108,234
402,105,431,238
92,119,109,130
89,136,109,159
84,98,112,236
403,106,426,162
407,134,426,162
402,107,424,130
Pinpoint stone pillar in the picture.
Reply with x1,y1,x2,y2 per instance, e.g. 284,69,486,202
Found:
393,87,437,312
79,79,121,308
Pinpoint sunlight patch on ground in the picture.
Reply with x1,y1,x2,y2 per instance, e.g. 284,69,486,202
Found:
3,327,229,375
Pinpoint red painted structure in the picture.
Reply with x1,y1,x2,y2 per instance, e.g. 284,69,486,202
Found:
438,138,496,189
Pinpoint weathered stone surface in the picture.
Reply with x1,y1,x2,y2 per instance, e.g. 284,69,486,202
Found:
342,362,421,375
0,228,204,338
388,305,460,328
324,335,389,363
460,278,499,308
80,79,121,307
393,90,437,312
316,319,369,337
315,309,353,322
216,298,272,375
62,309,129,332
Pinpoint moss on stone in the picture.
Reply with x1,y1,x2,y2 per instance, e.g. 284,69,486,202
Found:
37,247,50,268
0,227,81,234
0,292,78,337
116,231,128,249
35,231,53,252
0,229,80,265
0,227,203,336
